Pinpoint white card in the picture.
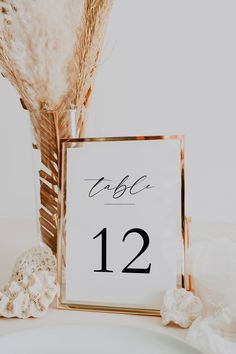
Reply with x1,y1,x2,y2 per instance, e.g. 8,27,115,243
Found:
58,136,186,314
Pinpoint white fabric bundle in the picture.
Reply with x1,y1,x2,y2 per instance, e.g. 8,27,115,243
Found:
187,238,236,354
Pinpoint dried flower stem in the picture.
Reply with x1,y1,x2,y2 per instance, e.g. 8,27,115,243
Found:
0,1,113,253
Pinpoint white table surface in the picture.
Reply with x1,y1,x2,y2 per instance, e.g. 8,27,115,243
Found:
0,306,186,340
1,219,235,341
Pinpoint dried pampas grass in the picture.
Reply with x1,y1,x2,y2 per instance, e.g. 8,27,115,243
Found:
0,0,113,253
0,0,113,112
0,0,82,111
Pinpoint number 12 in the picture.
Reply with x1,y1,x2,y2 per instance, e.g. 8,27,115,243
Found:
93,228,151,274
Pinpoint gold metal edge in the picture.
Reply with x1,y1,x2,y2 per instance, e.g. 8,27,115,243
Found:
57,141,67,308
184,216,192,291
60,134,185,148
180,136,186,289
57,302,160,317
57,134,188,316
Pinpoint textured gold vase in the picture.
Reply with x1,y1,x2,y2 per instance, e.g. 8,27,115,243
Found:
29,108,85,254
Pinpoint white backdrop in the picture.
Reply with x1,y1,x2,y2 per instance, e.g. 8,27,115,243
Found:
0,0,236,223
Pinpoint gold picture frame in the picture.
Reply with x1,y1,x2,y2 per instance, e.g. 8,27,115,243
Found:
57,135,190,316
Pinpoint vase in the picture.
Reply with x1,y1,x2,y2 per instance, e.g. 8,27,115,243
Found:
28,107,86,254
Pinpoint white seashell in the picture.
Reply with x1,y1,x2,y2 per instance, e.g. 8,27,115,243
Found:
0,245,57,319
12,245,57,282
161,288,203,329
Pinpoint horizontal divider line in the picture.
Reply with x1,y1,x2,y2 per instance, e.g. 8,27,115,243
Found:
104,203,136,206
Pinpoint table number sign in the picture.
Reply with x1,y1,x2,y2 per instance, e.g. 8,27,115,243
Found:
57,136,188,316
